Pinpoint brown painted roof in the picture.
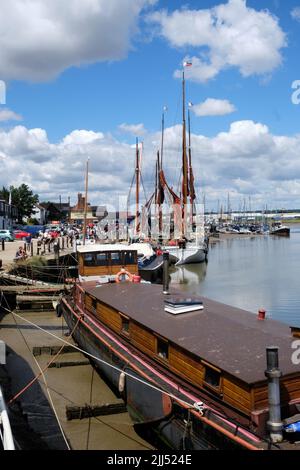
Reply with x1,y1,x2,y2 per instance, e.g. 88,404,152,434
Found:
84,282,299,385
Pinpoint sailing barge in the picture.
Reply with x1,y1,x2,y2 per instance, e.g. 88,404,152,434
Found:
60,253,300,450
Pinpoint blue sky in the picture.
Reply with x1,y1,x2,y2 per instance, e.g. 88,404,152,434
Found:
1,0,300,210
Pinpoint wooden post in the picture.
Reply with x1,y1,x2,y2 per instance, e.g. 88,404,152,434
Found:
30,242,33,257
1,240,4,251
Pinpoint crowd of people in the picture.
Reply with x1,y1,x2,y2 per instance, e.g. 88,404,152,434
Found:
13,223,100,262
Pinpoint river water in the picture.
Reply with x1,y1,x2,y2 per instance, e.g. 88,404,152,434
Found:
170,224,300,328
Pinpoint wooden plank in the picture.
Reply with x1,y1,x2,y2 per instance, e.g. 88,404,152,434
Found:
0,284,68,293
169,346,204,386
66,401,127,420
97,304,122,332
48,360,90,368
222,387,251,410
16,295,61,302
224,396,250,416
33,345,75,356
223,377,251,399
130,323,156,352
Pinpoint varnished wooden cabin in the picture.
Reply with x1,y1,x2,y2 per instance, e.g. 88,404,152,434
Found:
80,282,300,436
77,244,139,278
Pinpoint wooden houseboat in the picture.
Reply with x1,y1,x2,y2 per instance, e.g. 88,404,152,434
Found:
60,257,300,450
76,243,164,284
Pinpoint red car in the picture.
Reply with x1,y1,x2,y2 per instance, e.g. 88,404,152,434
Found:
13,230,31,240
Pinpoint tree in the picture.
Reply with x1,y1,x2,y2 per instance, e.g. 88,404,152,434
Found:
0,184,39,224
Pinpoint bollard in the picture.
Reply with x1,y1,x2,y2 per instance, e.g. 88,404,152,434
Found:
163,252,169,295
1,239,5,251
30,241,33,257
62,237,65,250
54,242,60,264
258,308,266,320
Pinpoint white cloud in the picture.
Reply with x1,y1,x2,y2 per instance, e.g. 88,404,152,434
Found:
118,123,147,136
1,121,300,209
291,7,300,22
148,0,287,82
0,0,156,81
0,108,23,122
192,99,236,117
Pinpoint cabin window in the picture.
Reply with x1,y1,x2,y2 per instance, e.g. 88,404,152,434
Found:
92,298,97,312
157,337,169,360
83,253,95,266
95,253,108,266
111,252,121,265
124,251,136,265
204,366,221,389
121,315,130,335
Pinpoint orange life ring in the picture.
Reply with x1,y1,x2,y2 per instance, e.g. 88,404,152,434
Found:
115,269,133,283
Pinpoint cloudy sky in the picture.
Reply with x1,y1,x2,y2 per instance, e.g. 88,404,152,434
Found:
1,0,300,211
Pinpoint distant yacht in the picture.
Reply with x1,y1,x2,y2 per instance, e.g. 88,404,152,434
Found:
269,222,290,236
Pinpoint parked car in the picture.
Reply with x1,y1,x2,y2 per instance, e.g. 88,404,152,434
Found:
22,225,45,236
13,230,31,240
0,229,15,241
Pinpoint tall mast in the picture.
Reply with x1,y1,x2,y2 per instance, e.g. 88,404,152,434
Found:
159,107,167,241
160,106,167,169
135,138,140,236
83,157,90,246
182,69,188,238
188,105,194,227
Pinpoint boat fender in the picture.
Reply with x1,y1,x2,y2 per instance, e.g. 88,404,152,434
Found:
115,269,133,283
118,371,126,393
56,303,62,318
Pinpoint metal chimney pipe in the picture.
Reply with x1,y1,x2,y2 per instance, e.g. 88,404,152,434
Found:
265,346,283,443
163,252,169,295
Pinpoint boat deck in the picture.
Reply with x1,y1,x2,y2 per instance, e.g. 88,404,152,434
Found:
83,282,299,385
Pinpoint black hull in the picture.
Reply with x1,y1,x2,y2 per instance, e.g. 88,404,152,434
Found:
270,228,290,236
61,299,266,451
138,255,164,284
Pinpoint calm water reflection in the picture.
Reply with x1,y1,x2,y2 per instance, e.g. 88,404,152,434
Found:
170,225,300,327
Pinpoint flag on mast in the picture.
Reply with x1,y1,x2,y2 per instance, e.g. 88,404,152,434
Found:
183,61,192,67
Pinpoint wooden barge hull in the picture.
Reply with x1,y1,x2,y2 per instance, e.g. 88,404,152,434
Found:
61,297,267,450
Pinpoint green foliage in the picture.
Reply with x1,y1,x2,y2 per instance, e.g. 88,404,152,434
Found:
27,218,39,225
20,256,48,268
0,184,39,223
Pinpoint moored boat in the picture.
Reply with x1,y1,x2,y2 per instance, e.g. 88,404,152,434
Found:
269,223,290,236
76,242,164,284
59,257,300,450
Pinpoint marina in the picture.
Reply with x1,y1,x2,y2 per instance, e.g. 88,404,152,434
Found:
1,0,300,457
